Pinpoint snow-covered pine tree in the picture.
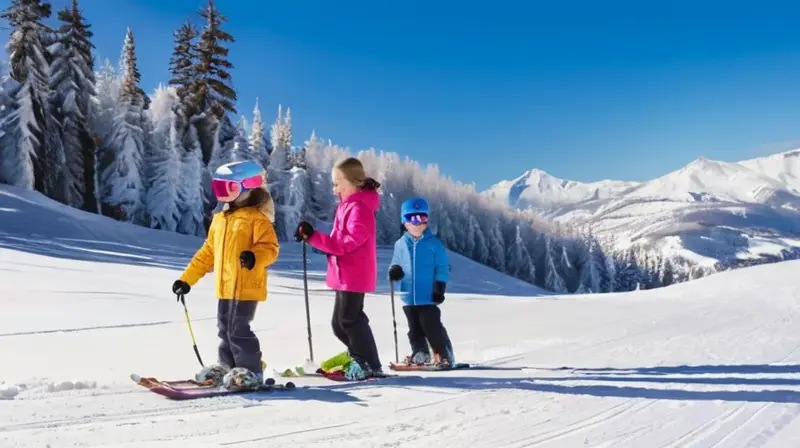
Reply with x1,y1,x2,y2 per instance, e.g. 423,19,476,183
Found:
544,234,568,293
49,2,96,209
301,130,336,226
557,240,578,291
505,224,536,283
267,104,292,238
248,97,269,169
144,85,181,231
613,249,641,291
58,0,97,211
658,254,675,286
176,124,206,237
92,58,119,212
1,0,53,191
232,115,250,161
485,218,506,272
279,166,312,241
269,104,291,172
0,61,21,185
101,28,146,223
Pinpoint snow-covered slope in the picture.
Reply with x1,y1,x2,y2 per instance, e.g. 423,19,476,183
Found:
483,149,800,272
5,186,800,446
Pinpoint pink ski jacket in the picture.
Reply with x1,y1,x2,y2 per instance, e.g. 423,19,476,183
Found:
308,188,380,292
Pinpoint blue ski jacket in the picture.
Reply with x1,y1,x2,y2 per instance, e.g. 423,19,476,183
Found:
389,229,450,306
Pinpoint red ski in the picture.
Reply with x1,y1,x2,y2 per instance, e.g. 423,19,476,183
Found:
130,373,300,400
389,362,471,371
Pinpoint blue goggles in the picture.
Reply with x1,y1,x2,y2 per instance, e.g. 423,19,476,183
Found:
404,213,428,225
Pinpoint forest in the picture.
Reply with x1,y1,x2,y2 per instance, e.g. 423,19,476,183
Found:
0,0,695,293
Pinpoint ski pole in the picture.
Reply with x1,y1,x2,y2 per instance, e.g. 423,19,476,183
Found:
390,280,398,363
178,293,204,367
302,240,314,362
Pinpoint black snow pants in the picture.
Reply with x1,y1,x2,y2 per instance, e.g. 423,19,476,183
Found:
331,291,382,371
217,299,262,374
403,305,452,359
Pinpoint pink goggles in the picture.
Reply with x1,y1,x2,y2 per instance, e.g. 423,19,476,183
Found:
404,213,428,225
211,174,263,202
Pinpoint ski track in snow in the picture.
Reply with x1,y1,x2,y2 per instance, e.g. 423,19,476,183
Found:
4,217,800,446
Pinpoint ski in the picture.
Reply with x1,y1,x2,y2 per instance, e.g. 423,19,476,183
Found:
314,368,400,382
130,373,301,400
277,367,402,382
389,362,471,371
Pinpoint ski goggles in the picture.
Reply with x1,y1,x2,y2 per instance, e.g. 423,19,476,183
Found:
404,213,428,225
211,174,263,202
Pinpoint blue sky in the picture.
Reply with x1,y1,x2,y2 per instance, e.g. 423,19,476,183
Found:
10,0,800,189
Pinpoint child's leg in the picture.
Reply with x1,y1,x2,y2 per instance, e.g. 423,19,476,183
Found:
227,300,262,375
330,291,350,347
336,291,382,371
216,299,235,368
402,305,429,360
417,305,451,363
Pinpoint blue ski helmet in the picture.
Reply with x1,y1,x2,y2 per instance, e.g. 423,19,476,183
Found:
211,160,265,202
400,197,429,223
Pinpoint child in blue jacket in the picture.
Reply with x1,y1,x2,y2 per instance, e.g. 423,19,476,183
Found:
388,197,455,367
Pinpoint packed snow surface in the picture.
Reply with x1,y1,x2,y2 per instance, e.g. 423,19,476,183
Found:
3,185,800,447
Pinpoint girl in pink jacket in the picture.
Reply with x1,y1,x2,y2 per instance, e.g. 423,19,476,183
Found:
295,157,383,380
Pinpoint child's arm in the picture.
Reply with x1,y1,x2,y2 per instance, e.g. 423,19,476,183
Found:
432,240,449,303
180,217,217,286
388,239,406,282
434,240,450,284
308,203,372,256
250,217,280,271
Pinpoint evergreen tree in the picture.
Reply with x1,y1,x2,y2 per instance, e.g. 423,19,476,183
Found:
176,126,206,237
194,0,235,115
269,104,291,171
544,235,568,293
2,0,53,191
168,19,199,117
505,225,534,282
101,28,146,223
0,62,21,186
144,85,181,231
92,58,119,210
248,97,269,169
50,1,97,210
232,115,250,161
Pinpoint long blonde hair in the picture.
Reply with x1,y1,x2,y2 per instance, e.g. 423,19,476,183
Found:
335,157,381,190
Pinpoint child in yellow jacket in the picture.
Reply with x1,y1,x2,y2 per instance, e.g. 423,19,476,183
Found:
172,160,279,390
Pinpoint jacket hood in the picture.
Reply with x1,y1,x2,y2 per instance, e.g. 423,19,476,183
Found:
343,188,380,213
219,187,276,222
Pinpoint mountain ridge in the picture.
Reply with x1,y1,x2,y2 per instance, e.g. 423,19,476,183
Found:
482,149,800,275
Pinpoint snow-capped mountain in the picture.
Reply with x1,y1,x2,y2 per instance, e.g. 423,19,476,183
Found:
483,149,800,272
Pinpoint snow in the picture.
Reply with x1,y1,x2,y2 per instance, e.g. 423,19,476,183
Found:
5,185,800,446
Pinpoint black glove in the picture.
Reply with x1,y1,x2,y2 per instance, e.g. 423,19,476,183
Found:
295,221,314,241
172,280,190,296
388,264,404,281
433,280,446,304
240,250,255,270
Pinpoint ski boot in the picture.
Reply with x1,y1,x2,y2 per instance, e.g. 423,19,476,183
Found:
222,367,264,391
431,352,451,368
403,351,431,366
194,364,230,386
345,353,385,380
